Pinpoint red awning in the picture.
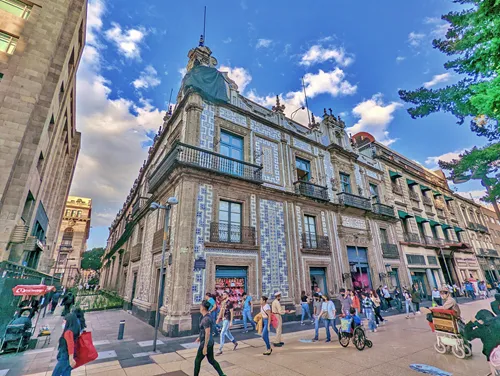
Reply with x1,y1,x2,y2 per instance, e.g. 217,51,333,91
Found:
12,285,55,296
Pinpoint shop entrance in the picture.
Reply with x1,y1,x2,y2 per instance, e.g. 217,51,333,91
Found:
388,268,400,290
310,267,327,295
347,246,372,293
215,266,248,322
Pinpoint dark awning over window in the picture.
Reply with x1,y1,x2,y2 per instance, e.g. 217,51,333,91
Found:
444,195,454,201
389,170,402,179
415,216,429,224
420,185,431,192
454,226,464,233
406,179,418,186
441,224,452,230
433,190,442,197
398,210,413,220
429,220,440,227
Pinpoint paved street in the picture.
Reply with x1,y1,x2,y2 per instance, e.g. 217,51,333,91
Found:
0,297,494,376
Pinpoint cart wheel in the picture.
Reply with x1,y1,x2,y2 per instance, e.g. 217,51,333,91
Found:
464,343,472,357
353,328,366,351
365,340,373,348
339,332,350,348
434,342,447,354
452,345,466,359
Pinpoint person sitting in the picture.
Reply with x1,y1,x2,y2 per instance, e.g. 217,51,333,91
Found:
345,307,362,330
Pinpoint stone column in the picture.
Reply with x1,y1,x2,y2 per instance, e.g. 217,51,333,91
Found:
426,268,436,289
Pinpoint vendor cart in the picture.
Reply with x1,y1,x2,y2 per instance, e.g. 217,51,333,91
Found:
431,308,472,359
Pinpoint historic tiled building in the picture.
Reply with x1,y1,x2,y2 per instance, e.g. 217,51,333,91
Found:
53,196,92,286
101,40,411,336
0,0,87,274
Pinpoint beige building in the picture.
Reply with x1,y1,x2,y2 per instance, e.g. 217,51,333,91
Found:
53,196,92,286
476,205,500,282
0,0,87,274
101,39,409,336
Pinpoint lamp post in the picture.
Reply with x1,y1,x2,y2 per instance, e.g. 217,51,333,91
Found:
150,197,178,352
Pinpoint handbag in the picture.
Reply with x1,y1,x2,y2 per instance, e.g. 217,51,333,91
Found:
270,313,279,328
74,331,98,368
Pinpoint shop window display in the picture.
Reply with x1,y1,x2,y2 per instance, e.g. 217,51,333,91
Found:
214,277,245,321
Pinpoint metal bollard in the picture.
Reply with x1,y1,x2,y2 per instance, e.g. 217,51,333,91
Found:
117,320,125,340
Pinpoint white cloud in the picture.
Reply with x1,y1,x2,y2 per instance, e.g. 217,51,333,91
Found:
132,65,161,90
222,37,232,44
256,39,273,49
408,32,425,47
396,56,406,63
424,17,449,38
219,65,252,93
423,73,451,88
300,45,354,67
455,190,487,202
105,22,147,59
346,94,402,146
178,67,187,78
425,148,468,168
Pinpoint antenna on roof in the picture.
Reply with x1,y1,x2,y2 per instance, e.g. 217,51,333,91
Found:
201,6,207,46
302,76,311,125
167,88,173,109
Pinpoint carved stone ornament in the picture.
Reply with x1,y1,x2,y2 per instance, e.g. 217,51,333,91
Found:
272,95,285,114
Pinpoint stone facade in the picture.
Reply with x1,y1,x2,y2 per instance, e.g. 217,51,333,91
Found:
53,196,92,286
0,0,87,274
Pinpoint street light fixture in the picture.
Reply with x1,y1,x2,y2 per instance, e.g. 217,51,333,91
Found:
290,106,305,119
150,197,178,352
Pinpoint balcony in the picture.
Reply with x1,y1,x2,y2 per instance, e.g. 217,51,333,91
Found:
409,190,420,202
301,233,330,252
152,228,170,254
122,252,130,266
59,244,73,253
337,192,372,211
209,223,256,246
424,236,444,247
131,243,142,262
422,196,433,206
372,203,396,218
148,142,263,192
391,183,403,196
467,222,477,231
476,223,489,233
488,249,499,257
381,243,399,259
131,198,146,218
403,232,421,244
479,248,499,257
294,181,329,201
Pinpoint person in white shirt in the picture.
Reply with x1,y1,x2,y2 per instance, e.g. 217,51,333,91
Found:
318,295,338,342
431,287,442,306
403,289,416,318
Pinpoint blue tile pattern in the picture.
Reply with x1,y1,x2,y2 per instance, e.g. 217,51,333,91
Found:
250,119,281,141
219,107,247,127
254,136,280,184
260,199,289,297
354,165,364,196
192,183,213,304
296,206,302,240
323,153,335,201
293,137,313,153
251,194,257,229
321,211,328,236
200,102,215,151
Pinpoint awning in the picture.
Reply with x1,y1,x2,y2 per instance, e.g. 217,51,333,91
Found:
420,185,431,192
415,216,429,224
444,195,454,201
389,170,402,179
398,210,413,220
441,224,452,230
429,220,440,227
433,190,442,197
454,226,464,233
406,179,418,186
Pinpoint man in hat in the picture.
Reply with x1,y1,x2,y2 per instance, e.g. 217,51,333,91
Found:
438,286,461,317
271,292,287,347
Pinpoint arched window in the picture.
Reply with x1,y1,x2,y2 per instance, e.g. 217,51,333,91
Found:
77,210,82,218
62,227,74,247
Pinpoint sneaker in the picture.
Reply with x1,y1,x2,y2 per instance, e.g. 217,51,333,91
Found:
233,342,238,351
273,343,282,347
300,322,305,326
216,350,223,356
312,338,318,342
279,342,284,345
325,339,331,343
263,349,272,356
406,316,409,319
243,330,249,333
373,329,377,333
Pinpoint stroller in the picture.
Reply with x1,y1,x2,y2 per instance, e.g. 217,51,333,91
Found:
338,317,372,351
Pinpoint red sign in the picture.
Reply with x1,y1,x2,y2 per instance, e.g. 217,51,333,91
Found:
12,285,55,296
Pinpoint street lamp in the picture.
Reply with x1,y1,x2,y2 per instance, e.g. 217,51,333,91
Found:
290,106,305,119
150,197,178,352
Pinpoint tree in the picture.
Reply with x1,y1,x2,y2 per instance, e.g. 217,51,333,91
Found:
398,0,499,211
81,247,105,274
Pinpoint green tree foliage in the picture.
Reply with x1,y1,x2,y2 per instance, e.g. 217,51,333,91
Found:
398,0,499,202
81,247,105,273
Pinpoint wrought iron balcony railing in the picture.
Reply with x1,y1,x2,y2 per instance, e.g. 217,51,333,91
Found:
337,192,372,211
468,222,478,231
381,243,399,259
403,232,421,243
301,233,330,250
151,227,171,254
209,222,256,246
422,196,433,206
391,183,403,196
131,243,142,262
488,249,499,257
479,248,499,257
149,142,263,192
131,197,146,218
294,181,329,201
476,223,489,233
372,203,395,218
409,190,420,201
424,236,444,247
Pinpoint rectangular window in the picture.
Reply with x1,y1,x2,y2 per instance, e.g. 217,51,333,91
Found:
369,183,379,203
296,157,311,182
379,228,389,244
427,256,438,265
304,215,317,248
137,225,144,244
417,222,426,240
219,130,244,176
443,229,450,241
58,253,68,265
0,0,31,19
339,173,351,193
431,225,439,240
406,254,426,265
0,31,18,54
21,191,35,223
218,200,242,242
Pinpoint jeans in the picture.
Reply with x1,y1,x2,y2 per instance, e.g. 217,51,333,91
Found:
405,300,416,316
468,291,476,300
301,303,312,323
364,308,377,331
242,308,256,331
313,316,323,339
324,318,339,341
194,344,224,376
219,319,235,351
433,297,443,306
262,318,271,350
374,307,384,325
52,358,72,376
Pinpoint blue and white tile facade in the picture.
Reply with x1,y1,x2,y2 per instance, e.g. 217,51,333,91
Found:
250,119,281,141
254,136,281,185
250,194,257,229
260,199,289,297
323,153,335,199
354,165,364,196
219,107,247,128
296,206,302,240
200,102,215,151
192,183,213,304
293,137,313,154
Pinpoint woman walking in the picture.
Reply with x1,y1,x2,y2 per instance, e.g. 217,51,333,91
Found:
260,296,272,355
370,290,385,326
52,312,82,376
411,284,422,311
361,292,377,333
350,290,360,316
300,291,312,325
194,300,226,376
404,288,416,318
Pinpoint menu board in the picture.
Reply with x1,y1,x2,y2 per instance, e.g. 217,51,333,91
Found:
215,277,245,320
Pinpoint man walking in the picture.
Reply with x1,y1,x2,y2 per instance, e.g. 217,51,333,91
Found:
338,288,352,316
241,292,256,332
271,292,287,347
311,294,323,342
216,292,238,356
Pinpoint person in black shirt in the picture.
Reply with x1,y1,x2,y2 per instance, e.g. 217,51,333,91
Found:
194,300,226,376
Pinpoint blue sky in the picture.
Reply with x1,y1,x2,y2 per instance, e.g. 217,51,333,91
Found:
71,0,486,250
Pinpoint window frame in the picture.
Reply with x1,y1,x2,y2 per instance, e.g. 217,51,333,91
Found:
218,200,243,242
295,157,311,182
303,215,317,248
0,31,18,55
0,0,31,19
339,172,352,194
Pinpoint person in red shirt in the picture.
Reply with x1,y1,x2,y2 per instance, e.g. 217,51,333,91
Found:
52,312,82,376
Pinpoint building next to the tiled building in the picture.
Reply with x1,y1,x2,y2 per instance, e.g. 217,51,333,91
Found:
353,133,487,295
471,205,500,283
0,0,87,275
100,39,408,337
52,196,92,286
